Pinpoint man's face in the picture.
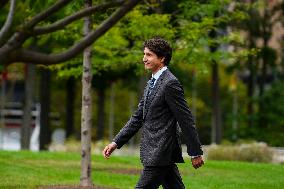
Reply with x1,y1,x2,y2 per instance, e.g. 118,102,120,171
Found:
143,47,164,74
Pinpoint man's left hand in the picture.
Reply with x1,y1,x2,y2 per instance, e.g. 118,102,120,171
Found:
191,156,204,169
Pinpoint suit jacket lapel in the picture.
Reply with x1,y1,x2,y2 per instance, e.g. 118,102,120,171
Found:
143,70,167,119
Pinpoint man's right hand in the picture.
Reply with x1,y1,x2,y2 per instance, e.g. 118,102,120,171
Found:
191,156,204,169
103,142,117,159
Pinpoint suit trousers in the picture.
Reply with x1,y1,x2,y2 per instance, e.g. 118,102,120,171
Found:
135,164,185,189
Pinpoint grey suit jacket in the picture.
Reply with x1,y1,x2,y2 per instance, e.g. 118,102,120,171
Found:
113,69,203,166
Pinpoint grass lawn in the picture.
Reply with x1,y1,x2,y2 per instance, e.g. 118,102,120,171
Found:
0,150,283,189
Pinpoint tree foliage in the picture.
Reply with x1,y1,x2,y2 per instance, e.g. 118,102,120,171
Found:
0,0,142,65
51,5,175,79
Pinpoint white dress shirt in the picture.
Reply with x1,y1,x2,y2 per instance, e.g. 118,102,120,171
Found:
151,66,168,87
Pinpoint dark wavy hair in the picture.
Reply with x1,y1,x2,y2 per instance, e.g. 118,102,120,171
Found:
143,37,172,66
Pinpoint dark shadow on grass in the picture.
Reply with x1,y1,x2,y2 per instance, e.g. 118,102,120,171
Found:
38,168,141,189
37,185,117,189
94,167,141,175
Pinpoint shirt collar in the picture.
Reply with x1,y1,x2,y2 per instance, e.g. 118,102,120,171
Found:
152,66,167,80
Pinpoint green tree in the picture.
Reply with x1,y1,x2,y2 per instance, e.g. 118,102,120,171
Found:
1,0,142,187
229,0,284,145
52,4,175,141
174,0,248,144
0,0,142,65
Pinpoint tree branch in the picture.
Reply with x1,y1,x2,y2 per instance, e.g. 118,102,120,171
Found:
0,0,72,62
33,0,124,35
0,0,16,47
24,0,72,29
9,0,142,65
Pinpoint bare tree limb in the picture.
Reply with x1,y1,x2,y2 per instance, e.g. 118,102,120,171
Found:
0,0,16,47
9,0,142,65
33,0,124,35
0,31,29,64
24,0,72,29
0,0,72,62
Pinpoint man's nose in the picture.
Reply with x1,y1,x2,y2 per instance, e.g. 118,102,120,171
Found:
143,56,147,63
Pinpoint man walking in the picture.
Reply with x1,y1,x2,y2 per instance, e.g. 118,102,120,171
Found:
103,37,204,189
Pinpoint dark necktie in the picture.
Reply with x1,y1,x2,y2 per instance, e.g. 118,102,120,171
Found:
147,77,156,97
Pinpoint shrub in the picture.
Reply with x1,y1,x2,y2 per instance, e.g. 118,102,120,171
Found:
206,142,273,163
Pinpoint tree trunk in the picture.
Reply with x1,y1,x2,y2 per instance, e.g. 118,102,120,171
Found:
95,87,105,141
209,27,222,144
211,60,222,144
259,4,270,97
0,70,7,148
191,68,197,121
80,0,93,186
66,76,75,138
232,82,238,141
39,68,51,150
108,82,115,141
258,4,271,130
21,64,35,150
247,32,256,129
129,91,135,147
247,60,255,128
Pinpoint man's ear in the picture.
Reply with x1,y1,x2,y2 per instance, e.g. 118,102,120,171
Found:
160,57,165,63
